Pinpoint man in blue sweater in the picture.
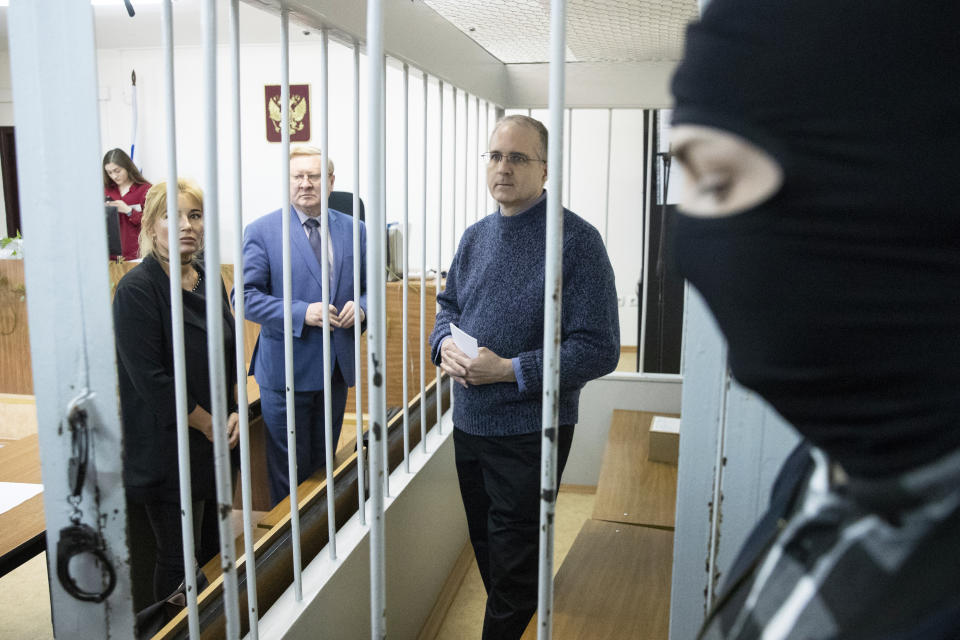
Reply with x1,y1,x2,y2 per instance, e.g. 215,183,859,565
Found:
430,115,620,639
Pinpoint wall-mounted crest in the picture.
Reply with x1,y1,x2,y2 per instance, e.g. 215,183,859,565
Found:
264,84,310,143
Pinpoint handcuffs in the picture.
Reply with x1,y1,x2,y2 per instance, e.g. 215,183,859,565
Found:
55,399,116,603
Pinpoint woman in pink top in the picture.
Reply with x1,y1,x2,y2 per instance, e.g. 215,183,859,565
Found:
103,148,151,261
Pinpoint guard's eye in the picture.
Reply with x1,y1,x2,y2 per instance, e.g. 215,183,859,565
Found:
670,125,783,218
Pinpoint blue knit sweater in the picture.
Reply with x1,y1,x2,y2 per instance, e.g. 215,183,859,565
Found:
430,194,620,436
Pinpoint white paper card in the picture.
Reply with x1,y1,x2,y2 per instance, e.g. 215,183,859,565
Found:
450,323,479,359
0,482,43,516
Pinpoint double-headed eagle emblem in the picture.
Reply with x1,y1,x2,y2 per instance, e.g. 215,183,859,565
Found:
268,93,308,135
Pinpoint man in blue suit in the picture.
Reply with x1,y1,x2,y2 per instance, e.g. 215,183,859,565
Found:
242,146,366,507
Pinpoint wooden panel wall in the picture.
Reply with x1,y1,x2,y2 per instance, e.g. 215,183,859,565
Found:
0,261,29,395
0,261,440,415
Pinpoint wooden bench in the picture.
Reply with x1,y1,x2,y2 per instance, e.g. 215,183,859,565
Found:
592,410,679,529
523,409,680,639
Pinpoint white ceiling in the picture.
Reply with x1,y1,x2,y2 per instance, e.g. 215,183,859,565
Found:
423,0,697,64
1,0,696,63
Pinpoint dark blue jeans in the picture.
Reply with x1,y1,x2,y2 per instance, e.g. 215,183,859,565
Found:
454,425,575,640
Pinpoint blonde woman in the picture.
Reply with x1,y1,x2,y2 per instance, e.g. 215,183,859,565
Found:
113,179,238,601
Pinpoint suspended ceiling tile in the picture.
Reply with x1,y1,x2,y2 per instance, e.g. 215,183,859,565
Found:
423,0,698,64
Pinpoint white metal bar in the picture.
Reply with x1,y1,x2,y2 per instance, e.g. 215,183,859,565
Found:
603,108,612,246
161,0,202,635
318,27,338,561
365,1,388,636
420,73,429,454
201,1,240,636
402,63,411,473
461,93,469,243
451,86,458,249
474,96,481,224
435,80,444,435
279,6,304,601
564,109,572,208
537,1,567,638
381,56,390,498
352,41,366,526
228,0,259,634
449,86,457,415
8,2,135,636
482,101,489,218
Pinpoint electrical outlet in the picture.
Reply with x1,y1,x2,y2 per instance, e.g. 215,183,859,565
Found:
628,295,638,307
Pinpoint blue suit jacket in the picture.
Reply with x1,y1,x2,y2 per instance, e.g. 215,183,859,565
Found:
241,206,366,391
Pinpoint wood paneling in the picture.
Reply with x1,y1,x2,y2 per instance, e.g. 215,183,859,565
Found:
346,280,439,412
592,410,679,529
0,261,30,395
522,520,674,640
0,261,439,417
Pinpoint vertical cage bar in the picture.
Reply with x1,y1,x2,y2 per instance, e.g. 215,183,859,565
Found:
461,93,469,242
420,73,429,454
564,109,572,208
279,5,304,601
227,0,259,634
482,101,489,218
365,0,388,635
7,2,135,635
201,0,240,635
603,108,613,246
449,86,457,415
381,56,390,498
160,0,201,636
402,63,411,473
451,86,458,248
435,80,444,435
318,27,338,561
537,1,568,638
474,96,481,224
351,41,366,525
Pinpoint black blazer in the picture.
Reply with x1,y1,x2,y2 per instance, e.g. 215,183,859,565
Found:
113,254,236,503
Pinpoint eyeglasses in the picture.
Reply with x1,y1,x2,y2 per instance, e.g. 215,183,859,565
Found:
291,173,332,184
481,151,545,167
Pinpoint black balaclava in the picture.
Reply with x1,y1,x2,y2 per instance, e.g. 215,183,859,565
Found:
670,0,960,478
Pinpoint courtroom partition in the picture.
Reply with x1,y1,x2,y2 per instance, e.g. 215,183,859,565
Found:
0,261,438,412
156,376,452,640
0,261,261,399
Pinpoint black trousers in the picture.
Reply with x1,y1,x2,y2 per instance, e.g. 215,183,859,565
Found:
453,425,575,640
142,499,218,601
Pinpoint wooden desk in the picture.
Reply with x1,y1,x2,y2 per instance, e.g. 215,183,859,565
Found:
0,434,44,577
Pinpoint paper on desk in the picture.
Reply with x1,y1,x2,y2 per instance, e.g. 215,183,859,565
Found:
0,482,43,516
450,323,479,359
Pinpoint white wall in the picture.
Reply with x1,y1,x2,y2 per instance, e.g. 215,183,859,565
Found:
563,374,683,486
93,28,498,275
507,106,645,347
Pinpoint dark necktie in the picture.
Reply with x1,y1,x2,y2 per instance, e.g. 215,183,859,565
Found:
303,217,331,291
